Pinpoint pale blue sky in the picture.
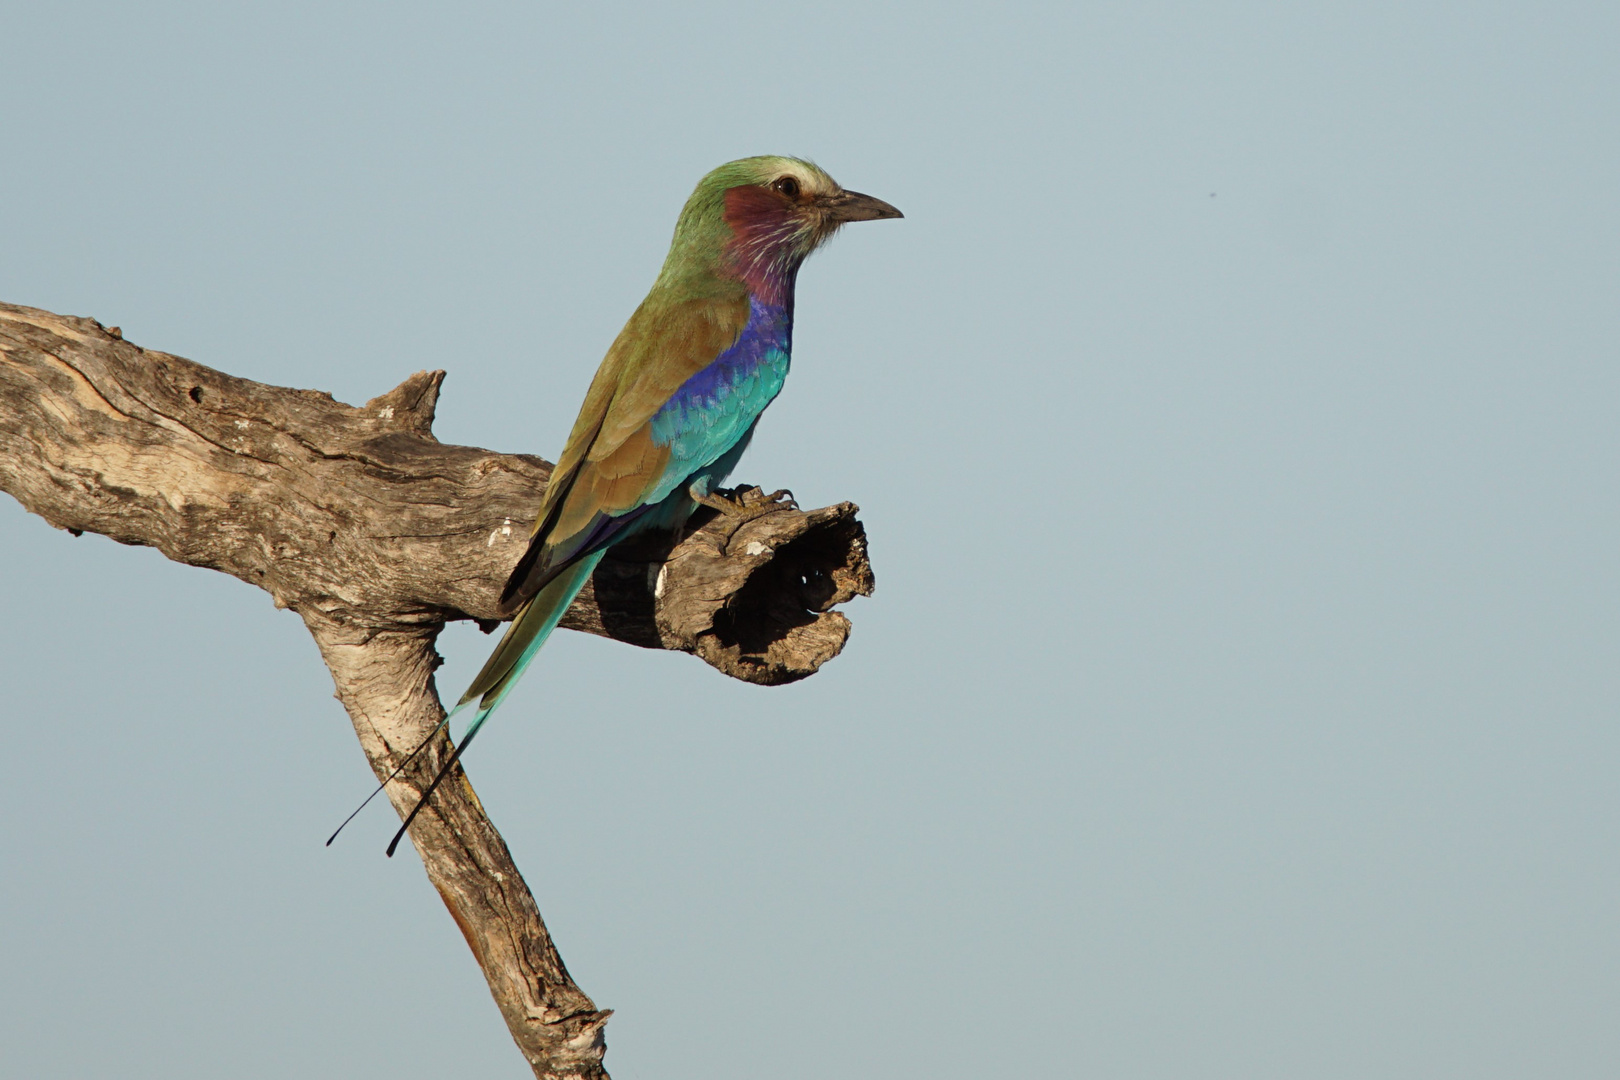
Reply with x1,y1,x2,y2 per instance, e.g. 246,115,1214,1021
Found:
3,2,1618,1077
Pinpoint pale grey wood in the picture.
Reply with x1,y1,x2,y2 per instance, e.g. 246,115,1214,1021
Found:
0,301,875,1078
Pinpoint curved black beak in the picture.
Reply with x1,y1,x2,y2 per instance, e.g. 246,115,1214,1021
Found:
821,188,904,223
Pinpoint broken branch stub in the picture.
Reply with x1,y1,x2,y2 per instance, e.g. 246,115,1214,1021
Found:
647,489,873,685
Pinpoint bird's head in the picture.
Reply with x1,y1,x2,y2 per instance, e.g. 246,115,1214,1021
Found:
659,156,902,303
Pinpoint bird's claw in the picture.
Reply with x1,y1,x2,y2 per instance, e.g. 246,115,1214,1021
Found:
761,488,798,510
690,485,798,519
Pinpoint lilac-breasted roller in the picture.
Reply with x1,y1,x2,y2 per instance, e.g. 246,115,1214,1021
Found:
337,157,901,855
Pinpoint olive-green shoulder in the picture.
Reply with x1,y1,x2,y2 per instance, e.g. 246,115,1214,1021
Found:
586,288,752,459
531,287,750,530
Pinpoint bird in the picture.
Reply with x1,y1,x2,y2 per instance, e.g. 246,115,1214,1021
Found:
327,156,901,856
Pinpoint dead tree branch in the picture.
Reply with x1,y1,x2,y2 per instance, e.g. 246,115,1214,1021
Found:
0,301,874,1078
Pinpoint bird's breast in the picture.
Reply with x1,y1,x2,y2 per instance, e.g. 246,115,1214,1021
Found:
651,297,792,463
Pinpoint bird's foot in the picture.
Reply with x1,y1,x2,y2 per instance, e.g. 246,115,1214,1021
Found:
690,485,798,521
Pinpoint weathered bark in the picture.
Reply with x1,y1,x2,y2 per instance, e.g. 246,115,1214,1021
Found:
0,301,874,1078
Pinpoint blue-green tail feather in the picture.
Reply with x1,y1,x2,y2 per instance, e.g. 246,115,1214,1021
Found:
382,552,605,857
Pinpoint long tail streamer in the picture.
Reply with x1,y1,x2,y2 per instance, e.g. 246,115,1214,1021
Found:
323,553,606,855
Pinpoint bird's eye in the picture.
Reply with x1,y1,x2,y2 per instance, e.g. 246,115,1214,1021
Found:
772,176,801,199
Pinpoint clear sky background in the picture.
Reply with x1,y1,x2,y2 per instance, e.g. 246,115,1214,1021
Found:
3,2,1617,1077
